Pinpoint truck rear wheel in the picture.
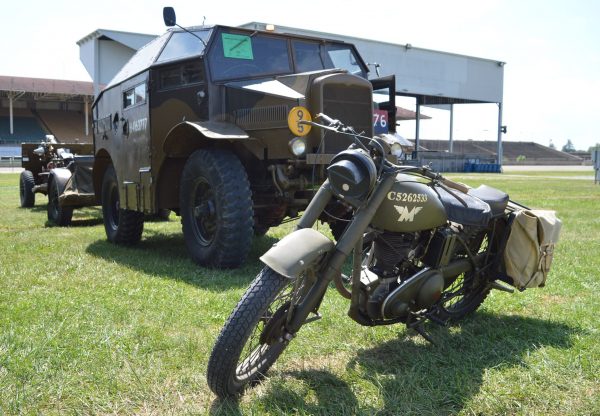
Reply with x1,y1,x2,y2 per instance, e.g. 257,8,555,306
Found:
19,170,35,207
47,178,73,226
101,165,144,245
180,149,253,268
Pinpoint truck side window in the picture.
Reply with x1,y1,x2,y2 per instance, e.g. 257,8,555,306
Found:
159,61,204,90
292,41,324,73
123,83,146,109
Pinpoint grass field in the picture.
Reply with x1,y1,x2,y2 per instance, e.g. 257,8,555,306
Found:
1,172,598,415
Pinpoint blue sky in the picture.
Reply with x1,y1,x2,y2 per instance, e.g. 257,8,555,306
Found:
1,0,599,150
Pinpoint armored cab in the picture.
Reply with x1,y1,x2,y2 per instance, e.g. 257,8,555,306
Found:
92,12,396,268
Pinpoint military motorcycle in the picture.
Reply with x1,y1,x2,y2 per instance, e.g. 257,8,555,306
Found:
207,114,545,398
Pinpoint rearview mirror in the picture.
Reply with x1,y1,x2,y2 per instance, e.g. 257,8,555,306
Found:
163,7,176,27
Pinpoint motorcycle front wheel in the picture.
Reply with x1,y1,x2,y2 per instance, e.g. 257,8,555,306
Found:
207,266,311,398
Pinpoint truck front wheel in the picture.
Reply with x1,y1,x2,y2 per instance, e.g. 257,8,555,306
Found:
180,149,253,268
101,165,144,245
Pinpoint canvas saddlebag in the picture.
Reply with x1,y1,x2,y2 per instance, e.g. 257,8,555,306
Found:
503,209,562,289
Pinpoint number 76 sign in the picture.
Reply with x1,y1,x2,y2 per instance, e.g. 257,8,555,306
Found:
373,109,388,134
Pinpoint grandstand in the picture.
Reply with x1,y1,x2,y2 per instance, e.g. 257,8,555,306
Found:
419,139,584,165
0,76,93,155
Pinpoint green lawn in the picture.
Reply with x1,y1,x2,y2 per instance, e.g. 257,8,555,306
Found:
1,172,598,415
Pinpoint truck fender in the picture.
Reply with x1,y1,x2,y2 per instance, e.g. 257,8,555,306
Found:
49,168,73,194
260,228,334,279
163,120,250,157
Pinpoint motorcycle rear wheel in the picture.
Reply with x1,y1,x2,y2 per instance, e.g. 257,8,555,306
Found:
207,266,311,398
434,271,490,323
434,230,492,323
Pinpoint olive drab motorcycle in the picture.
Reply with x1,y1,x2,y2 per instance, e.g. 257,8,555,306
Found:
207,113,562,398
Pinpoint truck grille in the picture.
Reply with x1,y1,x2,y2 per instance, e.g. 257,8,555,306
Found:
321,84,373,154
233,105,289,130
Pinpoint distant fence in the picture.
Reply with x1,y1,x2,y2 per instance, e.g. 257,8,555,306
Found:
594,150,600,184
0,156,22,169
416,152,499,173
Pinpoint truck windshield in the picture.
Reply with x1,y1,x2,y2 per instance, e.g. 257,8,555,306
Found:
156,29,212,64
209,31,292,81
324,44,365,77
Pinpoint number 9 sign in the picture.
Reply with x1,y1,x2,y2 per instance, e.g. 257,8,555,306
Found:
287,106,312,137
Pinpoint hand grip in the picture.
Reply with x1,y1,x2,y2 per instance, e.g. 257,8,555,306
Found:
441,177,471,194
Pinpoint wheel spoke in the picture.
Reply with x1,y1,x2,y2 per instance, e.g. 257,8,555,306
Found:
234,276,303,380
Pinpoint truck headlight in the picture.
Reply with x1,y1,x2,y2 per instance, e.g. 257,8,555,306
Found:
289,137,307,156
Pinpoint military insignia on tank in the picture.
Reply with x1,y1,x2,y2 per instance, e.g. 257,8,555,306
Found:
394,205,423,222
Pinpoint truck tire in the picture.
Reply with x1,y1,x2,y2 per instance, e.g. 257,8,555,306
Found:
180,149,253,268
19,170,35,207
47,178,73,226
101,165,144,245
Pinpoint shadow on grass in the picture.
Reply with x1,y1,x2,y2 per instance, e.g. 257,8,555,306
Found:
208,370,358,416
43,207,104,228
249,312,577,415
85,227,279,291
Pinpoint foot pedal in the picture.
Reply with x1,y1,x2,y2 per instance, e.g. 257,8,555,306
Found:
303,312,322,324
491,281,514,293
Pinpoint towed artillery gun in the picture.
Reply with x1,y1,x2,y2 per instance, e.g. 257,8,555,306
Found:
20,135,95,225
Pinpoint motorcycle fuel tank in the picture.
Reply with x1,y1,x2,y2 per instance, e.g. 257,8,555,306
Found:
371,174,447,232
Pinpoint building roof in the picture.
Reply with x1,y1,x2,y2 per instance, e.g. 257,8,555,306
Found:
397,107,431,121
0,75,94,96
76,29,157,50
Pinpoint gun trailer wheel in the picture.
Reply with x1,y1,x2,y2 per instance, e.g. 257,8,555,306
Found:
19,170,35,208
180,148,253,269
101,165,144,245
47,179,73,226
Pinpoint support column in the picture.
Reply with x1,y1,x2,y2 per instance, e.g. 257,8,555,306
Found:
449,103,454,153
414,97,421,157
497,102,503,167
9,95,13,135
84,96,90,137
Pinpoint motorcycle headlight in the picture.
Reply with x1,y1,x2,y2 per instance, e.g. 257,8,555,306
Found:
289,137,306,157
327,149,377,204
391,142,403,156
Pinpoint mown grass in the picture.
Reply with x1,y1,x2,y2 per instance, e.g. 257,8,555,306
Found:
1,172,598,415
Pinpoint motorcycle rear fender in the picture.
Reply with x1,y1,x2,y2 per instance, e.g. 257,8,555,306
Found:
260,228,334,279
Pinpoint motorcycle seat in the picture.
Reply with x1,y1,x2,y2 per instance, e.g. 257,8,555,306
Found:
434,185,492,227
468,185,509,217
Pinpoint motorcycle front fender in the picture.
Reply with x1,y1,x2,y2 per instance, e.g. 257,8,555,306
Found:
260,228,334,279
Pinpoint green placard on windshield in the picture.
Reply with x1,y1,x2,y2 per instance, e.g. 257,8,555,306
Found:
222,33,254,60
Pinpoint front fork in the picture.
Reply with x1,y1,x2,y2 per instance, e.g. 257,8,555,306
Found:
285,171,397,333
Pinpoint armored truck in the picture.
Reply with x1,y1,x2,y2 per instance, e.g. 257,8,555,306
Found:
92,9,396,268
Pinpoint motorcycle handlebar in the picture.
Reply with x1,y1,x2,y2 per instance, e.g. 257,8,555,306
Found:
315,113,340,127
307,114,472,194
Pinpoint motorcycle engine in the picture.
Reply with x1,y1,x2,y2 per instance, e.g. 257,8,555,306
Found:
359,227,453,322
361,231,419,320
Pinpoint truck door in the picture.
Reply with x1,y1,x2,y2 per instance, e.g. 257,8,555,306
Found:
119,72,151,211
371,75,397,134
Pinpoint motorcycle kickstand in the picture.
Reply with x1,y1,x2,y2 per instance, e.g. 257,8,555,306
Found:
406,315,437,346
